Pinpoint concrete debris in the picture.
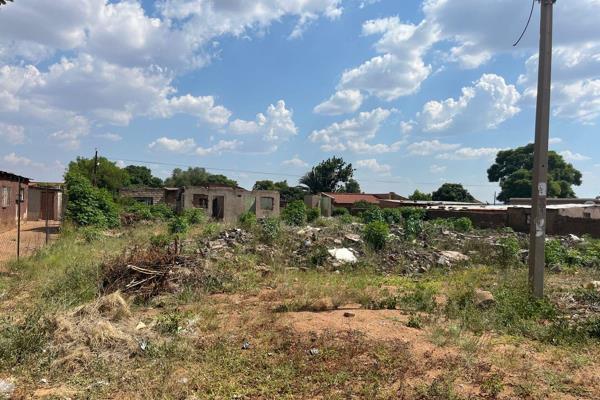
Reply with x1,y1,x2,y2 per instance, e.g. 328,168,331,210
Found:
328,248,358,264
0,379,15,399
437,251,470,267
333,239,342,245
297,227,321,236
474,289,496,308
344,233,362,243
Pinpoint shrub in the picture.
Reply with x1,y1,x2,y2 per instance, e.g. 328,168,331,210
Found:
498,236,522,267
169,216,189,235
150,233,172,248
183,208,205,225
65,171,120,228
150,203,175,220
239,211,257,230
281,200,307,226
260,217,281,244
404,217,423,239
452,217,473,232
363,220,389,250
339,214,354,224
382,208,403,225
545,239,568,266
332,207,349,216
306,207,321,223
361,206,384,224
400,207,426,221
126,202,153,220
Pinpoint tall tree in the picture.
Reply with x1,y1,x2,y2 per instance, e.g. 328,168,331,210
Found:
408,190,432,201
163,167,237,188
125,165,163,188
300,157,355,194
432,183,476,202
67,156,130,194
487,144,582,202
340,179,361,193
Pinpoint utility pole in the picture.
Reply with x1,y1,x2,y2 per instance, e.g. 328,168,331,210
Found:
92,148,99,187
529,0,555,298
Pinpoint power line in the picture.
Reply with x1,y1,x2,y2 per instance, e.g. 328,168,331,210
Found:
513,0,536,47
106,155,498,189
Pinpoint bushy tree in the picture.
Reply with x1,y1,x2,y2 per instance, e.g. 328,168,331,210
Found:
281,200,307,226
64,172,120,228
125,165,162,187
253,180,306,204
487,144,582,202
432,183,476,203
300,157,355,194
67,156,130,194
340,179,361,193
164,167,237,188
363,221,389,250
408,190,432,201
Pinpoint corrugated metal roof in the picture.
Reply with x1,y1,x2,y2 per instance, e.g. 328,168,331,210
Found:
322,193,380,204
0,170,30,182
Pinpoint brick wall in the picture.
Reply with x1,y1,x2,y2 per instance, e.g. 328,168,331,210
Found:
0,179,28,233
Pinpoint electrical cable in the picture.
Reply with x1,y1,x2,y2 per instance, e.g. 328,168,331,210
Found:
513,0,536,47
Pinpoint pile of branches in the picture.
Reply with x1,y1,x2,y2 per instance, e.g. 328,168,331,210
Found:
101,244,201,300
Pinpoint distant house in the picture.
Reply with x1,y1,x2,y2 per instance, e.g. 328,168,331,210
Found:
28,183,64,221
120,185,280,222
305,192,389,217
0,170,29,233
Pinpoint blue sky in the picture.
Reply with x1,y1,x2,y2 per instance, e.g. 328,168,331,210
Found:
1,0,599,202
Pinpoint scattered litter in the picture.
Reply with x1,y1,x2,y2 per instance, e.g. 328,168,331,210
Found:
328,248,358,264
135,321,147,331
585,281,600,291
0,379,15,398
343,312,355,318
137,338,148,351
308,348,320,356
241,340,251,350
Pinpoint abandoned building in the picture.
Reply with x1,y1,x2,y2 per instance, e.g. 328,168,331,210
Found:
120,185,280,222
0,170,29,233
27,183,64,221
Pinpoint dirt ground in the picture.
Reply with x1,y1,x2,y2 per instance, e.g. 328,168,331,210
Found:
0,220,60,266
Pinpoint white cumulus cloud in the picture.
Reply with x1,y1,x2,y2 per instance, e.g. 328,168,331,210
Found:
149,137,197,153
356,159,391,175
313,90,363,116
282,155,308,168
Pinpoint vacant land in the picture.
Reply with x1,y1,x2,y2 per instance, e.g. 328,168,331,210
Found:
1,215,599,399
0,220,61,267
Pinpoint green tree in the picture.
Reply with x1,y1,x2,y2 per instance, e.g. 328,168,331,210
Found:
253,180,307,204
67,156,130,194
340,179,361,193
432,183,476,202
163,167,237,188
64,171,120,228
487,144,582,202
124,165,162,187
408,190,432,201
300,157,355,194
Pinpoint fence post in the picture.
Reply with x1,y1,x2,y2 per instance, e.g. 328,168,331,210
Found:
16,177,21,261
45,185,49,245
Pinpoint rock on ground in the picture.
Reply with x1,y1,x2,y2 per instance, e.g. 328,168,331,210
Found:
328,248,358,264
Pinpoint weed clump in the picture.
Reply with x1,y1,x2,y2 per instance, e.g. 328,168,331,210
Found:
306,207,320,223
281,200,307,226
363,221,389,250
259,217,281,244
238,211,257,230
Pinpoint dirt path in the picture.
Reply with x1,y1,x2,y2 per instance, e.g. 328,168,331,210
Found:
0,220,60,267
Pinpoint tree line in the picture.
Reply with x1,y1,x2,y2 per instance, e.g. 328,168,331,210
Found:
67,143,584,204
